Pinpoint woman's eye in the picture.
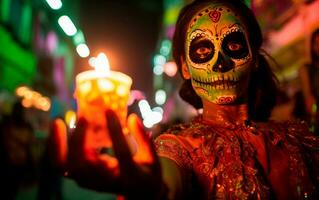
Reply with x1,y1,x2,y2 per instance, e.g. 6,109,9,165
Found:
222,32,248,59
189,38,214,63
196,47,212,58
228,42,242,51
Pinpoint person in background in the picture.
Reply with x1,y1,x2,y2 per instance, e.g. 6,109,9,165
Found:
51,0,319,199
298,28,319,134
0,100,36,199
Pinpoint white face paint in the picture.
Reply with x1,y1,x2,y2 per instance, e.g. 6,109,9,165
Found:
185,3,253,104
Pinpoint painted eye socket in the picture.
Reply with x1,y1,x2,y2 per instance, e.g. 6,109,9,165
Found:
189,37,214,63
222,32,248,59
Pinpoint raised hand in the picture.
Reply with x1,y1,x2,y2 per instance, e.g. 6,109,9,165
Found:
66,110,166,199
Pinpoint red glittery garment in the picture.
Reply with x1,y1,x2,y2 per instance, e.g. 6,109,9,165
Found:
155,116,319,200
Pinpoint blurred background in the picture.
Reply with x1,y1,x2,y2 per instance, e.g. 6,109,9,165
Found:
0,0,319,199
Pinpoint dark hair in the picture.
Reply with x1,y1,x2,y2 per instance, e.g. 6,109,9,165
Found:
173,0,279,121
310,28,319,63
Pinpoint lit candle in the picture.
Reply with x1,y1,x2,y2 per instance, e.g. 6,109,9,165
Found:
74,53,132,130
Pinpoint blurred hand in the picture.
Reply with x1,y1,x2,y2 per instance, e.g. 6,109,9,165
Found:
60,110,165,199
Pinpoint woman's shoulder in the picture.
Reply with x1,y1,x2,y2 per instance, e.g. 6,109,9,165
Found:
256,119,319,151
154,115,211,148
154,120,199,148
257,119,314,135
154,121,197,169
257,119,309,130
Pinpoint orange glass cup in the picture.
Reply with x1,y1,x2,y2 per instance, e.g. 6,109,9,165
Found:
74,70,132,148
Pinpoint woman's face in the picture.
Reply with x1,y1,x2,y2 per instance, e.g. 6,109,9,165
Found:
184,3,253,104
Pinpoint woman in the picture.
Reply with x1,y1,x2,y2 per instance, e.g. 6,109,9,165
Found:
52,0,319,199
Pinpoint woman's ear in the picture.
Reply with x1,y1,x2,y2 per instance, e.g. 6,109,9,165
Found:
181,58,191,79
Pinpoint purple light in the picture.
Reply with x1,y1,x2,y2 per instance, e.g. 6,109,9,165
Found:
46,31,57,53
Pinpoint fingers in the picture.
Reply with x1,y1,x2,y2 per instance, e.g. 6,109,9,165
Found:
68,117,87,152
105,110,135,169
49,118,68,168
68,117,97,178
127,113,156,164
67,117,123,192
68,117,96,166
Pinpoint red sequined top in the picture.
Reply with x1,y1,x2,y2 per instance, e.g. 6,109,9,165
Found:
154,116,319,200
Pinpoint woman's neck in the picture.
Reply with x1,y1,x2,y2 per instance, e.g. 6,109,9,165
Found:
202,99,249,127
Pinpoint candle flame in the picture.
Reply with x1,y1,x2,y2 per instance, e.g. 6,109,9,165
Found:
93,53,110,72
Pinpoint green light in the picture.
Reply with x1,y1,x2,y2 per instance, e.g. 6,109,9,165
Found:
153,54,166,66
0,26,36,92
46,0,62,10
312,103,317,113
73,30,85,45
76,43,90,58
0,0,10,22
153,65,163,75
160,39,171,56
244,0,251,8
20,4,32,44
164,6,180,26
58,15,77,36
155,89,167,105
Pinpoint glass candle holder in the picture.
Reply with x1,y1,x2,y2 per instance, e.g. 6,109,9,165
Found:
74,70,132,148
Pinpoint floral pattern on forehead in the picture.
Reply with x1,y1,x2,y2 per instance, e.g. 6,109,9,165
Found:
188,4,247,39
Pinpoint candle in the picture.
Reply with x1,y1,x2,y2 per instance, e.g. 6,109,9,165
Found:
74,53,132,132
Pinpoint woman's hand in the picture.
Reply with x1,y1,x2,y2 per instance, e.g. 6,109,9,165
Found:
61,110,166,199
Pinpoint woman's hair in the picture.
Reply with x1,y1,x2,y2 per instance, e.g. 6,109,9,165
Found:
310,28,319,63
173,0,279,121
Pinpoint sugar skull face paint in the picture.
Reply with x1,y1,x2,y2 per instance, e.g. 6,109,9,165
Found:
184,3,253,104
